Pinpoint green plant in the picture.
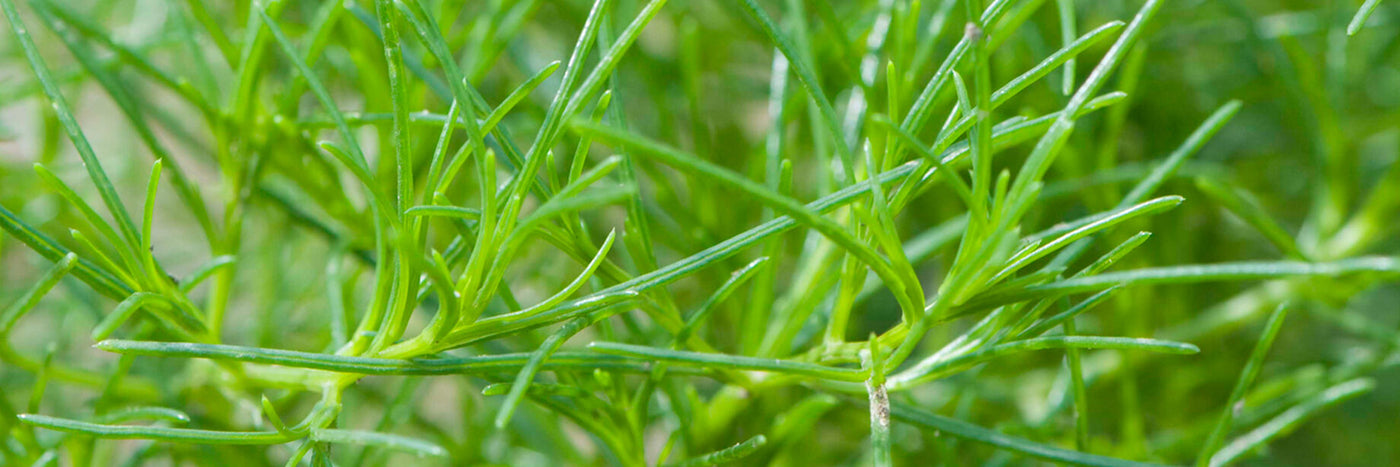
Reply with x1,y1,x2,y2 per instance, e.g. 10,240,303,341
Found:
1,0,1398,465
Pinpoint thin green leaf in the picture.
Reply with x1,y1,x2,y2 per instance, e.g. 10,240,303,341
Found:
255,5,368,167
737,0,854,181
670,435,767,467
1055,0,1078,95
888,402,1166,466
588,342,864,381
18,414,446,457
1004,0,1166,211
892,336,1197,388
375,0,413,216
1,0,142,247
0,205,132,299
1197,303,1290,467
94,339,685,376
405,206,483,221
495,316,594,428
178,256,237,294
992,196,1183,283
0,253,77,335
1014,286,1122,339
94,406,190,425
972,257,1400,308
1195,177,1306,260
1347,0,1384,35
1209,378,1374,467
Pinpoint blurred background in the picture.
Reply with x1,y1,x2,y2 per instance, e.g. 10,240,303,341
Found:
2,0,1399,465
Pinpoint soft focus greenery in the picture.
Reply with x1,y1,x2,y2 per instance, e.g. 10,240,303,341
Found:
1,0,1398,465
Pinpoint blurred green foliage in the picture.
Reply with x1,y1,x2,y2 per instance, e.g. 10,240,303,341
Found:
0,0,1398,465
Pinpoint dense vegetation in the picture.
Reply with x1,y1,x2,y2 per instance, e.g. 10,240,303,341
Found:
1,0,1398,465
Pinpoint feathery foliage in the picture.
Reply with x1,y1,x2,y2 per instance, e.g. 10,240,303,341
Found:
2,0,1399,465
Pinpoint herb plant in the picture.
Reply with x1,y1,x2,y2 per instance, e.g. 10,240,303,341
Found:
1,0,1398,465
